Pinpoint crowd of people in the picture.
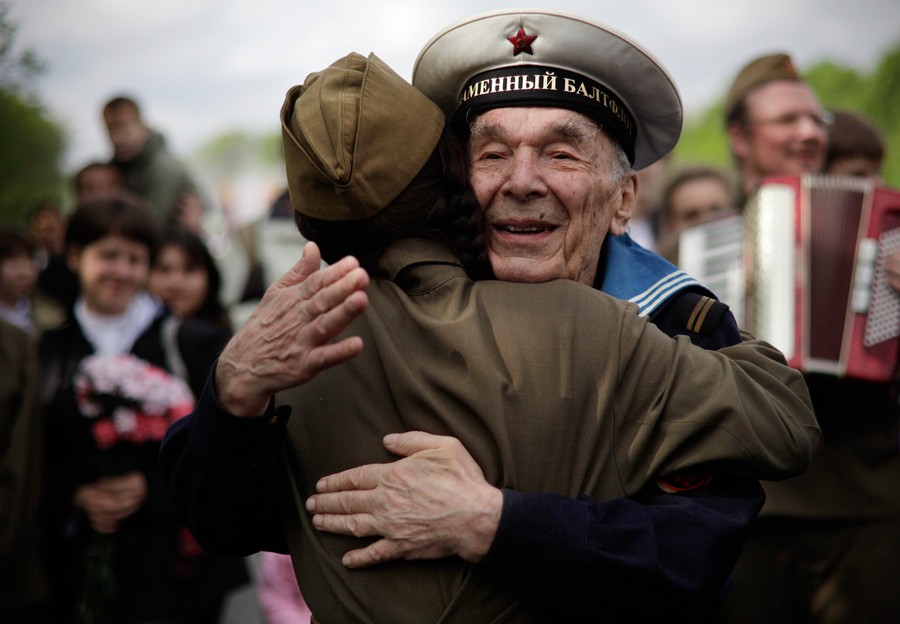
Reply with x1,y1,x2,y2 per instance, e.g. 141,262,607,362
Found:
0,94,266,622
1,6,898,624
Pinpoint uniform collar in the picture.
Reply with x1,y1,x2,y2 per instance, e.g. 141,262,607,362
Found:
377,238,466,293
599,233,711,317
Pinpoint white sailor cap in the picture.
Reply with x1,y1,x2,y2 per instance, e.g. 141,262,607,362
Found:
412,8,683,170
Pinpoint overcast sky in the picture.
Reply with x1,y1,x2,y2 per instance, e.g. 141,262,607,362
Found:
9,0,900,173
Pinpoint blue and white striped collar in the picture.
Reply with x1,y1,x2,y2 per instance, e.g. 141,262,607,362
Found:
598,233,712,317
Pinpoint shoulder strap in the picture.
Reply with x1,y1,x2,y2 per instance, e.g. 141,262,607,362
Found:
666,292,731,338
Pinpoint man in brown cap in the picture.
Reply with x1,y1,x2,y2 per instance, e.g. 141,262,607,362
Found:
161,46,819,621
723,52,830,197
718,55,900,624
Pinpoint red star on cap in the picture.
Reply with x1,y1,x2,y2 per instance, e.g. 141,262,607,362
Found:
507,26,537,56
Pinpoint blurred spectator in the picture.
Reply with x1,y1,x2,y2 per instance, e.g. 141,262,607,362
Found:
655,165,737,263
102,95,206,230
823,109,886,179
74,161,126,204
28,202,79,313
28,201,66,267
256,552,311,624
0,227,65,336
823,110,898,293
149,225,233,335
0,319,47,624
724,52,829,199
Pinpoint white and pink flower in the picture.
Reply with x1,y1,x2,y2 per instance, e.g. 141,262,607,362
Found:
73,353,194,450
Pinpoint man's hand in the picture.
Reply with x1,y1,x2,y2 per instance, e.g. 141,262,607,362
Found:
174,191,205,235
886,250,900,293
307,431,503,568
216,242,370,417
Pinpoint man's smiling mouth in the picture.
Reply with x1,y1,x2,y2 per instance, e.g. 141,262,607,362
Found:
495,224,554,234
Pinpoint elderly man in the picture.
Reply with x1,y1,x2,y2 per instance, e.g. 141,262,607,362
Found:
718,54,900,624
161,11,817,622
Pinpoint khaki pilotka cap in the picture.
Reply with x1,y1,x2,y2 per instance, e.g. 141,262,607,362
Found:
723,52,802,120
280,52,446,221
412,8,683,170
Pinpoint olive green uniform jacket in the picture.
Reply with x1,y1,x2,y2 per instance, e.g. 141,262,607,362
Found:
0,320,47,614
113,132,199,224
277,238,818,623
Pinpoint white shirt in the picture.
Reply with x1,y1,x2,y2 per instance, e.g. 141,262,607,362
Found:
74,292,163,355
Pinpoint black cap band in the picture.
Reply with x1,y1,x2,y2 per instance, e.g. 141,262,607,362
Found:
453,65,637,164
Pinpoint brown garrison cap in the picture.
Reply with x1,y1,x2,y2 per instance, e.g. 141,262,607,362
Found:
281,52,446,221
412,9,683,170
724,53,802,119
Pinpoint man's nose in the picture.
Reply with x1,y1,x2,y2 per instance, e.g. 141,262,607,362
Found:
501,151,548,199
796,114,827,142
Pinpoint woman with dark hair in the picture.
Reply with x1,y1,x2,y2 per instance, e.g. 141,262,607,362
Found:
149,225,233,335
38,196,247,623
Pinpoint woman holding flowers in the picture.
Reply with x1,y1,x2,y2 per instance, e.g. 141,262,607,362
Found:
37,196,247,624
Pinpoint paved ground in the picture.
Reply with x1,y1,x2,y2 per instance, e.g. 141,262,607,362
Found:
220,555,265,624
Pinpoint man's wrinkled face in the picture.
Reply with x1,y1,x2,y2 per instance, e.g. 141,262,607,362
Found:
730,80,829,182
467,107,635,285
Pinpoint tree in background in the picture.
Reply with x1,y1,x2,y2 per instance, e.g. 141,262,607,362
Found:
675,43,900,188
864,46,900,184
0,2,66,227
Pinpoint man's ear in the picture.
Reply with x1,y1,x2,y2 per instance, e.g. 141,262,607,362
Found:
727,121,751,161
609,173,636,236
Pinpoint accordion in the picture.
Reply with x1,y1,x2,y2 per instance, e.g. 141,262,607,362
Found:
679,174,900,383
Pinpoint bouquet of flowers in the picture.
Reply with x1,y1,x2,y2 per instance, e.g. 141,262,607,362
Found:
72,353,194,624
74,353,194,450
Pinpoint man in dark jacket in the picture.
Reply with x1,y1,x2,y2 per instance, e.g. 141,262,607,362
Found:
103,95,204,230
